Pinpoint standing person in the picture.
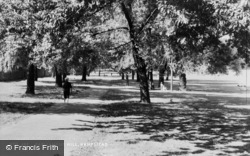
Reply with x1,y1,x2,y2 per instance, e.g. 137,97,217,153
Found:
63,77,72,103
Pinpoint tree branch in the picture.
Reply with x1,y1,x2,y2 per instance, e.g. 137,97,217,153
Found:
112,41,132,50
92,27,129,36
121,2,134,31
137,7,159,35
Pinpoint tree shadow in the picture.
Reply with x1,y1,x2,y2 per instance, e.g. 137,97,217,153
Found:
20,85,110,100
100,89,140,101
2,77,249,155
0,102,54,113
91,101,250,155
0,101,100,115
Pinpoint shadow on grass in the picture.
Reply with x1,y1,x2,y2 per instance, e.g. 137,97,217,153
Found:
75,79,131,87
2,77,250,155
1,98,250,155
20,85,109,100
93,101,250,155
0,101,100,115
100,89,140,101
0,102,54,114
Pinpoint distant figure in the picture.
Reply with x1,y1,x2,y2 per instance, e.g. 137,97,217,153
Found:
160,82,167,91
63,77,72,103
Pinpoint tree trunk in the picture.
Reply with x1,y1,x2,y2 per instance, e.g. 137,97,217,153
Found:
82,65,87,81
132,70,135,80
121,2,151,103
126,74,129,86
63,73,67,82
137,65,150,103
26,63,35,94
170,67,173,91
34,65,38,81
149,70,154,90
121,72,125,80
55,66,62,87
99,69,101,76
179,73,187,91
165,66,170,81
136,71,140,82
56,73,62,87
149,70,153,82
158,69,165,87
62,60,67,82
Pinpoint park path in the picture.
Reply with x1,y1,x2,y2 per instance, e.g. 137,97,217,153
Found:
0,77,117,156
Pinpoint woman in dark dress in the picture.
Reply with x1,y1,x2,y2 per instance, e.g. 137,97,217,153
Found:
63,77,72,103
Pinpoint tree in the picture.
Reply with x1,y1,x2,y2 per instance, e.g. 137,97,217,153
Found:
26,64,35,94
152,0,250,90
84,0,234,102
215,0,250,71
3,0,249,101
0,0,44,93
119,1,160,103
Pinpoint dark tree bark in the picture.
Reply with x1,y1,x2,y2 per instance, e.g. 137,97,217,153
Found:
82,65,87,81
132,70,135,80
165,66,170,80
62,60,67,82
149,70,153,82
170,67,173,91
34,65,38,81
26,63,35,94
148,70,154,90
136,71,140,82
137,65,150,103
63,73,67,82
55,66,62,87
126,74,129,86
179,73,187,91
98,70,101,76
158,68,165,87
121,2,152,103
121,72,125,80
56,74,62,87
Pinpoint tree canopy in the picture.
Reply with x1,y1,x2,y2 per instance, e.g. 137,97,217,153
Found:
0,0,249,102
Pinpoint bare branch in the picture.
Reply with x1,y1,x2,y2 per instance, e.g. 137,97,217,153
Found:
137,8,159,35
112,41,132,50
92,27,129,36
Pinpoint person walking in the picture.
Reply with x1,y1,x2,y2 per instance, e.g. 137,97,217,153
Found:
63,77,72,103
